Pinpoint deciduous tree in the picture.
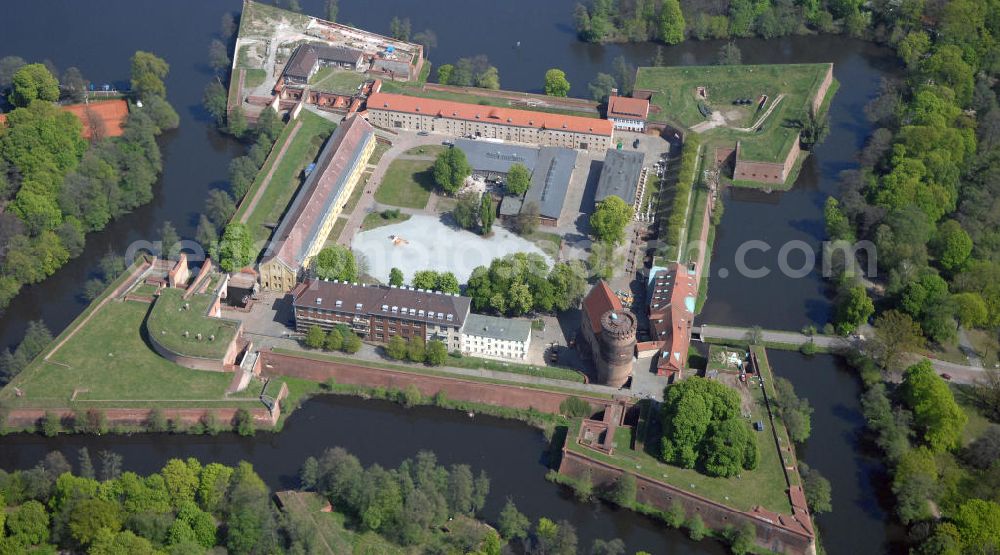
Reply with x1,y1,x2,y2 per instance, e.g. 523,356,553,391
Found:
590,195,632,244
544,68,571,97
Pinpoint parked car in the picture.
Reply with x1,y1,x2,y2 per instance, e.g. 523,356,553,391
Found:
941,373,952,380
633,139,640,149
417,131,429,136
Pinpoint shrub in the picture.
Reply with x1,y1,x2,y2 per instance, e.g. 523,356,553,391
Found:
147,408,167,432
401,384,422,407
800,340,817,355
41,411,61,437
233,409,254,436
559,396,592,417
686,514,707,541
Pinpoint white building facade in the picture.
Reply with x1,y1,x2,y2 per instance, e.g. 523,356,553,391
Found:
460,313,532,361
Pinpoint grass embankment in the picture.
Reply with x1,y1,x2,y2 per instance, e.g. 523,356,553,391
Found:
636,63,830,163
270,348,608,397
236,111,336,246
1,301,258,409
563,347,795,515
374,159,435,209
446,354,585,383
146,289,239,360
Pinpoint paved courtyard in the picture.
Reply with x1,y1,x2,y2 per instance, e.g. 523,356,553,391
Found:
351,214,551,284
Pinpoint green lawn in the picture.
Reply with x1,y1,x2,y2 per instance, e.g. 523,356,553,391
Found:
271,348,613,398
237,111,337,247
446,354,585,383
636,63,832,163
308,67,368,94
323,217,349,247
1,301,253,408
244,68,267,89
374,159,435,209
682,185,709,266
566,346,794,514
369,142,391,165
404,144,448,157
146,289,239,360
524,230,563,259
362,210,411,231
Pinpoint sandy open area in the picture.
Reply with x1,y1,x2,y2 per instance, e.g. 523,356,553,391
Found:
351,214,551,284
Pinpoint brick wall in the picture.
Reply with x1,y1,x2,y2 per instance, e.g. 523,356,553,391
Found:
258,351,610,414
558,450,815,555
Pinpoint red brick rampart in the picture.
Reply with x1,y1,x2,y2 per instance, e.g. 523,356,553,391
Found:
558,450,815,554
258,351,611,414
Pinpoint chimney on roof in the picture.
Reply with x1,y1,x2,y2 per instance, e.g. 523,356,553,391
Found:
611,88,619,96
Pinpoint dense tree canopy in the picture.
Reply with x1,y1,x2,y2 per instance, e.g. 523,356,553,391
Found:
432,147,471,194
660,377,758,477
590,195,632,245
8,63,59,107
466,254,586,316
901,360,967,452
0,52,176,310
543,69,571,97
505,163,531,196
312,245,358,282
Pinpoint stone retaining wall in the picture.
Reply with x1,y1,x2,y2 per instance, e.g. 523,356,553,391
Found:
258,351,611,414
558,450,814,555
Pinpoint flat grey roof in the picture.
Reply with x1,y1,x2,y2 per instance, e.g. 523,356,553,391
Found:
595,149,645,207
462,313,531,343
499,146,576,221
455,139,538,174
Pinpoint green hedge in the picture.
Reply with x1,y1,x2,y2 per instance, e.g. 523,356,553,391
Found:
661,136,701,261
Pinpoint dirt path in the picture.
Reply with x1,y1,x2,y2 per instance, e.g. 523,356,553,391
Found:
732,93,785,132
237,119,304,224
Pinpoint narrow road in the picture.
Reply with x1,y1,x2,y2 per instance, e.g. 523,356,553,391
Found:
698,323,989,384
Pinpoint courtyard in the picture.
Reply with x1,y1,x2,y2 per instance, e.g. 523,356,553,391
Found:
351,214,551,284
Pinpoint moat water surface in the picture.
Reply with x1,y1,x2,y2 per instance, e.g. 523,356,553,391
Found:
1,1,900,553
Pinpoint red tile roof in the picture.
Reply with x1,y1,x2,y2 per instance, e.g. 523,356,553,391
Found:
649,263,697,375
582,280,622,335
607,95,649,120
367,92,614,137
262,115,374,271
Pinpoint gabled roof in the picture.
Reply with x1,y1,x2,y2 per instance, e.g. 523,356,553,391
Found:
607,95,650,120
293,279,471,328
367,92,614,137
649,263,697,373
582,280,622,335
463,313,531,343
284,44,364,78
260,115,374,272
595,149,645,207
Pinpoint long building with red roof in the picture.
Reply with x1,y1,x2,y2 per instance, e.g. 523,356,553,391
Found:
648,263,697,380
258,114,376,291
365,92,613,151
